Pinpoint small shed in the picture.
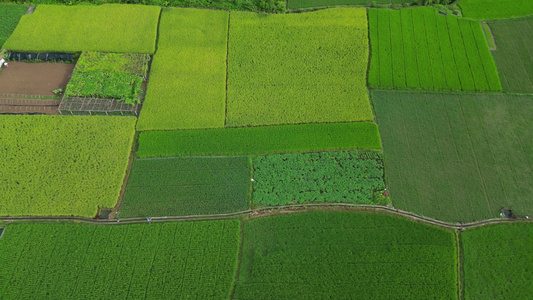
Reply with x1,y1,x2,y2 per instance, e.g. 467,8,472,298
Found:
500,209,513,219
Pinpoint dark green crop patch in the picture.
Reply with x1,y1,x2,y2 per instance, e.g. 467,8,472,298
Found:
252,150,387,206
234,211,457,299
120,156,251,217
0,4,27,47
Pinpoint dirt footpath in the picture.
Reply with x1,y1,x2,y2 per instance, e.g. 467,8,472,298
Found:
0,62,75,96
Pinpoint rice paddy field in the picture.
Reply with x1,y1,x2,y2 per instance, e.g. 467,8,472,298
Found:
120,157,251,217
459,0,533,20
136,8,228,130
373,90,533,222
0,116,135,217
234,211,457,299
227,8,373,127
1,2,532,298
136,122,381,157
368,7,501,92
488,17,533,93
0,221,240,298
3,4,160,54
462,223,533,299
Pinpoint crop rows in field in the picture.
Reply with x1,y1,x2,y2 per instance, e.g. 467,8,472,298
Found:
227,8,372,127
0,221,240,299
372,90,533,222
0,115,135,217
120,157,251,217
252,151,386,206
368,7,501,92
136,122,381,157
462,223,533,299
3,4,160,54
0,4,27,47
137,8,228,130
234,211,457,299
488,17,533,93
459,0,533,20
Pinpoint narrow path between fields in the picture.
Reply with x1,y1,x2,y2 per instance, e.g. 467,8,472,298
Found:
1,203,531,229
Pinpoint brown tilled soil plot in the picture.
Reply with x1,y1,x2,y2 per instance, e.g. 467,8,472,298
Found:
0,62,74,96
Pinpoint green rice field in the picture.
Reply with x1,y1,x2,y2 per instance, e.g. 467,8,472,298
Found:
234,211,457,299
3,4,160,53
136,122,381,157
120,157,251,217
0,221,240,298
459,0,533,20
373,90,533,222
137,8,228,130
0,4,27,47
0,3,531,298
368,7,501,92
227,8,373,127
488,17,533,93
462,223,533,299
0,116,136,217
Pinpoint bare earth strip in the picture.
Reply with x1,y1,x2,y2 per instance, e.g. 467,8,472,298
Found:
0,62,74,96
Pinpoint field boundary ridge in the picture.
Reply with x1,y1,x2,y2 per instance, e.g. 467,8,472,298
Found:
1,203,531,229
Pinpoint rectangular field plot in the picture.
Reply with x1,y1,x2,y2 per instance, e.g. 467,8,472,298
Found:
459,0,533,20
368,7,501,92
0,221,240,299
137,8,228,130
137,122,381,157
234,211,457,299
373,90,533,222
489,17,533,93
462,223,533,299
3,4,160,54
0,4,27,47
0,115,135,217
252,151,386,206
120,157,251,217
227,8,373,127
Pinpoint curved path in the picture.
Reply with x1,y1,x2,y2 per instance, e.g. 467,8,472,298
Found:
1,203,531,229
